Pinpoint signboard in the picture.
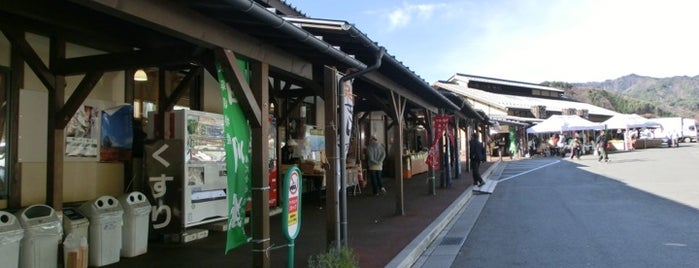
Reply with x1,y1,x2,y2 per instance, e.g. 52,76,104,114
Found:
215,61,252,253
144,139,184,235
282,166,302,240
282,166,302,267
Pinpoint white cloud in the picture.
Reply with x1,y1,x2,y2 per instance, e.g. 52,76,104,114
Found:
387,3,445,30
388,9,410,29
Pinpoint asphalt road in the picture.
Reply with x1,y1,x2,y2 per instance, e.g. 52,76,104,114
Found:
452,143,699,268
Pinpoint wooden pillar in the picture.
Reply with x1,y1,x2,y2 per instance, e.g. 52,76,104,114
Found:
389,92,406,215
425,110,436,195
250,61,271,268
8,36,23,209
47,37,65,211
454,118,461,179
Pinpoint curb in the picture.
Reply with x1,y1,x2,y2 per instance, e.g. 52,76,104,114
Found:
385,160,503,268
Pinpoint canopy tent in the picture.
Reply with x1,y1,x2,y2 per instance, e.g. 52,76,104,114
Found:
602,113,661,129
526,115,605,134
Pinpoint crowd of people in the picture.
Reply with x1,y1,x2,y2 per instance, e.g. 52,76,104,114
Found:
521,130,620,161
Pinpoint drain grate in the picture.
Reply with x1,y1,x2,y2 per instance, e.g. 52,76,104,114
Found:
440,237,463,246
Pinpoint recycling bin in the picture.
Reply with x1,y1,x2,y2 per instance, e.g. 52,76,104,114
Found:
79,196,123,267
16,204,62,268
118,191,151,257
0,211,24,268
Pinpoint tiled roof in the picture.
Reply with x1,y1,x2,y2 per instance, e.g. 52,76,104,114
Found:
434,81,618,117
451,73,565,93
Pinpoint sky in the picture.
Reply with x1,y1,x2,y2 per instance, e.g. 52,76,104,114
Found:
289,0,699,84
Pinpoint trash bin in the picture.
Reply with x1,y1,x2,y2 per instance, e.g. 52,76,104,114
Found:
118,191,150,257
79,196,123,267
62,207,89,268
16,204,62,268
0,211,24,268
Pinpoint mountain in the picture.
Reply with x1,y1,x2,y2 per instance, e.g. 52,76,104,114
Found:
543,74,699,119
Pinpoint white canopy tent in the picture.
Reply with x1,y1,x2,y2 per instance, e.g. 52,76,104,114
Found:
602,114,661,151
602,113,661,129
526,115,605,134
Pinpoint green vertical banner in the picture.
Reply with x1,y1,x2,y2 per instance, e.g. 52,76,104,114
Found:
216,60,252,253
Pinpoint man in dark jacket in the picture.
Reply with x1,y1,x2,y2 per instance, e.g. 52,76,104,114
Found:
595,130,609,162
469,133,486,187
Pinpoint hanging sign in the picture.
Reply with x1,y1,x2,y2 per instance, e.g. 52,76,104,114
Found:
425,115,453,169
216,60,252,253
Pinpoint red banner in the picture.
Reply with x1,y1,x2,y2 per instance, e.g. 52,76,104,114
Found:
425,115,453,169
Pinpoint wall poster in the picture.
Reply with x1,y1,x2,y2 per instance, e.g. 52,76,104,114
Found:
65,104,100,158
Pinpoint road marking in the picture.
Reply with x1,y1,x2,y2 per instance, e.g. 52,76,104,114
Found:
663,242,687,247
499,160,560,183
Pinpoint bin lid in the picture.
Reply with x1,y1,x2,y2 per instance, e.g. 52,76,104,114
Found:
16,204,59,225
0,211,23,245
15,204,62,235
62,207,89,227
118,191,151,211
63,207,86,221
0,211,23,233
79,196,123,218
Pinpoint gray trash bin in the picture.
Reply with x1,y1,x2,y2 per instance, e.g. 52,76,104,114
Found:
79,196,123,267
62,207,89,242
118,191,151,257
0,211,24,268
16,204,62,268
62,207,90,268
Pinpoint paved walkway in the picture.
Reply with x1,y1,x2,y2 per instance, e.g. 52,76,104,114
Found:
107,161,500,268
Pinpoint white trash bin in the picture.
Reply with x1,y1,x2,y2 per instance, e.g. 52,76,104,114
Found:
118,191,151,257
0,211,24,268
79,196,123,267
16,204,62,268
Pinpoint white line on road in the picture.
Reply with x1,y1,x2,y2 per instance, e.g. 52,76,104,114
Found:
498,160,560,183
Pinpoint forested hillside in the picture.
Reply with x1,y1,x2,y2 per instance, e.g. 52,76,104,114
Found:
541,74,699,119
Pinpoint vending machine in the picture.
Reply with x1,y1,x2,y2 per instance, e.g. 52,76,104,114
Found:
164,109,228,228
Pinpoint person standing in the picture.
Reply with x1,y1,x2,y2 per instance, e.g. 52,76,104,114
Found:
366,136,386,196
281,139,298,164
596,130,609,162
570,136,582,160
469,133,486,187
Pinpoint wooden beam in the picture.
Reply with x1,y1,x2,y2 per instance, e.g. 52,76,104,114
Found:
364,89,396,118
1,27,56,91
278,88,317,98
162,67,201,111
362,72,438,113
80,0,314,79
56,71,104,129
214,48,262,127
52,46,198,76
